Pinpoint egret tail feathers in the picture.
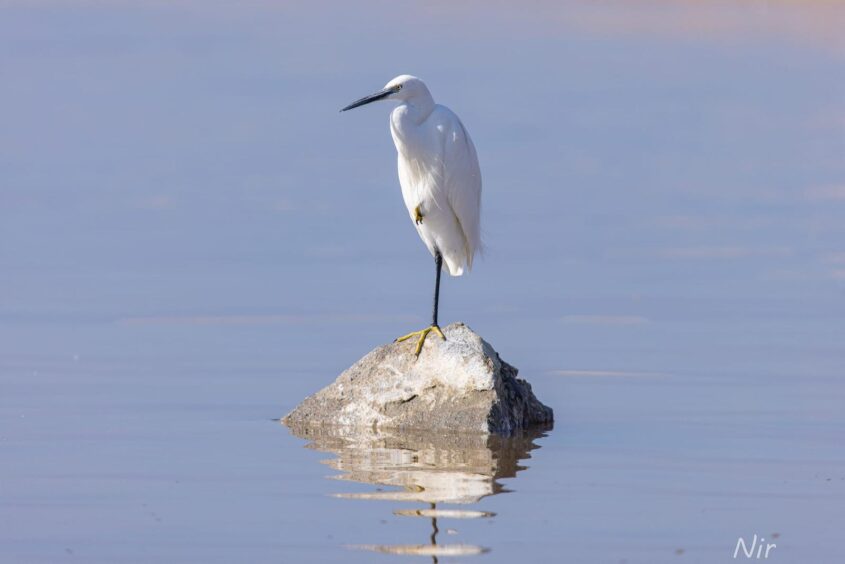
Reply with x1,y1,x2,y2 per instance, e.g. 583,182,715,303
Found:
443,255,465,277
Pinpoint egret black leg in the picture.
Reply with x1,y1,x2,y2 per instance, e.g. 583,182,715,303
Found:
432,251,442,327
395,251,446,357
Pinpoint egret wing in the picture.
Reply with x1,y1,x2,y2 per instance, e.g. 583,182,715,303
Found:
438,108,482,269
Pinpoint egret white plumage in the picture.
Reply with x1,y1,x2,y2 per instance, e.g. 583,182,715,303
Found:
341,75,482,356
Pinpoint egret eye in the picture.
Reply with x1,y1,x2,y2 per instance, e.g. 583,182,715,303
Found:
395,84,403,91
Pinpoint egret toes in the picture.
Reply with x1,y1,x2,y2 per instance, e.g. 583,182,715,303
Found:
413,205,424,225
395,325,446,357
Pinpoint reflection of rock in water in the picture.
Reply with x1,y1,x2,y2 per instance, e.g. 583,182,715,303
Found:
285,422,549,559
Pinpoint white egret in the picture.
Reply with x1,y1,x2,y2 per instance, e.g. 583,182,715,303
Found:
341,75,482,356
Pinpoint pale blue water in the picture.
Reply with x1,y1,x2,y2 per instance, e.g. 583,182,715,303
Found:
2,2,844,563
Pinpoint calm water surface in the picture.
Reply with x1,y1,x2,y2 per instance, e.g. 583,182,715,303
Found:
2,2,844,562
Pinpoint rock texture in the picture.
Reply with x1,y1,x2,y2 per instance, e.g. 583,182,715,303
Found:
283,322,553,434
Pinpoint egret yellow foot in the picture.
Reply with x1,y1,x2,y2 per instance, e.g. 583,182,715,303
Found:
395,325,445,356
413,205,424,225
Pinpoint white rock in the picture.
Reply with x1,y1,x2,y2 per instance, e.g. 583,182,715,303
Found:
283,322,553,434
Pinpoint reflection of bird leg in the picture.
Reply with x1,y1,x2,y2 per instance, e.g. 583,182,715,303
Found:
430,502,439,564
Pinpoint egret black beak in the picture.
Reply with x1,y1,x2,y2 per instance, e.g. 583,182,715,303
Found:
340,88,393,112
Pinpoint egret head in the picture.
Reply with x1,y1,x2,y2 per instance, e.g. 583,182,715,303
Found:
340,75,430,112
